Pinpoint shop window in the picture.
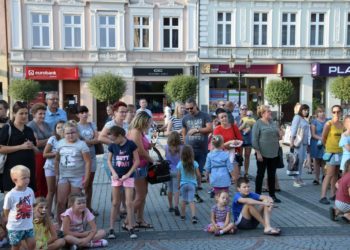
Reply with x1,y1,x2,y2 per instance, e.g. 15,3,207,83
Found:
99,15,116,48
31,13,50,48
135,81,167,114
312,77,326,112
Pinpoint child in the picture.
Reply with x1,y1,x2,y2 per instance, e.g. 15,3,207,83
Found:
33,197,66,250
176,145,201,223
43,120,65,217
55,121,91,225
205,135,234,194
3,165,35,250
61,193,107,249
166,132,182,216
339,115,350,172
232,177,281,235
329,159,350,222
239,110,256,136
206,191,236,236
107,126,139,239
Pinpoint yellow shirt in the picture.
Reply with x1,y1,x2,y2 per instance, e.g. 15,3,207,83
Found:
325,121,343,153
34,222,51,250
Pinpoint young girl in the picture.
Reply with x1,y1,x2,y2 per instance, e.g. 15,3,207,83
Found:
206,191,236,236
61,193,107,249
33,197,66,250
107,126,139,239
330,159,350,222
176,145,201,223
166,132,182,216
339,116,350,172
55,121,91,225
205,135,234,194
43,120,65,217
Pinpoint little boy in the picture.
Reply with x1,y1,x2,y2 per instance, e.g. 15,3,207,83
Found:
3,165,35,250
232,177,281,235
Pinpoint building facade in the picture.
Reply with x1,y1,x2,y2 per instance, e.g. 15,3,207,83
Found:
7,0,198,128
0,1,9,101
198,0,350,120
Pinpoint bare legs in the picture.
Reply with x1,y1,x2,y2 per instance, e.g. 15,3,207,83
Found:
321,165,339,199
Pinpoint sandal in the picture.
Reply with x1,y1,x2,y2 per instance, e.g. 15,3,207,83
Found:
122,223,139,232
136,221,154,229
264,228,281,236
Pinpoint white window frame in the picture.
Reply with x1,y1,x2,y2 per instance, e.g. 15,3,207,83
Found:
253,12,268,46
133,16,151,49
216,12,232,46
129,8,153,51
97,14,117,49
159,8,183,51
347,13,350,46
281,13,296,46
63,14,82,49
162,17,180,49
310,12,325,46
59,7,85,50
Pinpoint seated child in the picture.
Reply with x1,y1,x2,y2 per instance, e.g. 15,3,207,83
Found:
330,159,350,222
232,177,281,235
206,191,236,236
61,193,107,249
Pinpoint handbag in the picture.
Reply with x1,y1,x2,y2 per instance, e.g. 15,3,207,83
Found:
147,146,171,184
322,152,333,162
286,150,299,176
293,127,304,147
277,146,284,169
0,124,12,173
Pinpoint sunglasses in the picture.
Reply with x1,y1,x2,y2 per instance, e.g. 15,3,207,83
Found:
186,107,194,111
241,108,247,111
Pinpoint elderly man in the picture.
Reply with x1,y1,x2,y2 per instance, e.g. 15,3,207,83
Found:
44,92,67,130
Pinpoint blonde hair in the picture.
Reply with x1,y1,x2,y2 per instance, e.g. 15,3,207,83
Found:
63,120,78,131
173,102,184,119
257,105,270,118
129,111,151,131
211,135,224,149
33,197,51,231
294,103,301,115
10,165,30,179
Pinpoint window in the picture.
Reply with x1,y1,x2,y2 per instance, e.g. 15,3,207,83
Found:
253,13,268,45
31,13,50,48
217,12,231,45
282,13,296,46
163,17,179,49
99,15,116,48
64,15,82,48
134,16,149,49
310,13,324,46
347,13,350,46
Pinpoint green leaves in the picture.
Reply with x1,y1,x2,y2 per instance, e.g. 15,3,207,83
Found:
330,76,350,103
265,79,294,106
9,79,40,102
164,75,197,102
88,72,126,104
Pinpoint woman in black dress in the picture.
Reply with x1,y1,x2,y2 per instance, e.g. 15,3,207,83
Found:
0,101,37,192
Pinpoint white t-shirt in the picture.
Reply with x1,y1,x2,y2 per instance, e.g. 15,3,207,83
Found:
104,120,128,132
44,135,59,170
3,187,35,230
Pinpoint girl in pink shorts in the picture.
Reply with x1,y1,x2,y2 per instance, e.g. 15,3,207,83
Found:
107,126,140,239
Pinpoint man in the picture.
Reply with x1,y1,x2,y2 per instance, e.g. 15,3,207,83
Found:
182,98,213,202
44,92,67,130
136,98,152,117
225,101,235,125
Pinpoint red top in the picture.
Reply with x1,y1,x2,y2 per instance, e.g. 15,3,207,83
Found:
213,124,243,153
336,172,350,204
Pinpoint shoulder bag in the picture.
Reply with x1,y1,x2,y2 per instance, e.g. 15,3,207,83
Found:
0,124,12,173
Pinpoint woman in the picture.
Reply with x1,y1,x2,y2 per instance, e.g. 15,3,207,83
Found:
0,101,38,192
213,108,242,182
77,105,100,215
252,105,281,203
105,104,113,123
0,100,9,131
126,104,136,126
290,104,311,187
27,103,52,197
310,107,327,185
165,102,185,137
319,105,343,205
127,111,154,229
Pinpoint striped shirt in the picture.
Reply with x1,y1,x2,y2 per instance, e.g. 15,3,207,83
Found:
170,116,182,132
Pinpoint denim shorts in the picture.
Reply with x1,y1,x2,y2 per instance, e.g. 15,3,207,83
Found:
327,153,342,166
135,167,147,180
8,229,34,246
180,183,195,202
58,176,83,189
167,173,179,193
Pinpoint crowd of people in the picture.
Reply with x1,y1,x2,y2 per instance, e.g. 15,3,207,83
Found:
0,93,350,249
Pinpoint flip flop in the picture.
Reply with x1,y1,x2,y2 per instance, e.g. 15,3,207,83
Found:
136,221,154,229
264,228,281,236
122,223,139,232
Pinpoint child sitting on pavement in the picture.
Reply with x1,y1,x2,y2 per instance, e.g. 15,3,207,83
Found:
232,177,281,235
329,159,350,222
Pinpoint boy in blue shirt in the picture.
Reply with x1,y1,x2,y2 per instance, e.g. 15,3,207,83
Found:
232,177,281,235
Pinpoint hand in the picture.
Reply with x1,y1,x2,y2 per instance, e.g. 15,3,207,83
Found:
112,174,119,181
121,174,130,181
78,238,90,247
188,128,198,136
212,224,218,231
256,153,263,162
21,141,34,150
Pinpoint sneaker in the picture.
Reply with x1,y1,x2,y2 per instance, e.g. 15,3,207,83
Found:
313,180,320,185
195,194,203,203
107,229,116,239
181,216,185,221
293,181,302,188
70,244,78,250
174,207,180,216
271,196,281,203
192,216,198,224
169,207,175,212
128,228,138,239
329,195,336,201
319,197,330,205
90,239,108,247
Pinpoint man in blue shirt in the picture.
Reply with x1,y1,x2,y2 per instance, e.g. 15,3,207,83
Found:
44,92,67,130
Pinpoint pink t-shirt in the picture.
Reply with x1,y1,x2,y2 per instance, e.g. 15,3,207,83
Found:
139,133,151,168
336,172,350,203
60,207,94,232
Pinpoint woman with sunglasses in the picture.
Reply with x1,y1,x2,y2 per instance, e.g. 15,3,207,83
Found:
319,105,343,204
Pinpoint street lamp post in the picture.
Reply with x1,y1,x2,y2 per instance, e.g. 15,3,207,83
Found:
228,54,252,107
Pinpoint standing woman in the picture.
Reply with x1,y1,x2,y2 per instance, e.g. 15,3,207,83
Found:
0,100,9,130
27,103,52,197
252,105,281,203
77,105,100,215
127,111,154,229
0,101,37,193
310,107,327,185
319,105,343,204
165,102,185,137
290,104,311,187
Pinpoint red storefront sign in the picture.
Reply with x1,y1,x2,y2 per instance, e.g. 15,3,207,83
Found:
25,66,80,80
205,64,283,76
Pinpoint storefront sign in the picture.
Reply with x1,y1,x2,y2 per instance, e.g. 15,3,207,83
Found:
25,66,80,80
311,63,350,77
203,64,282,75
133,68,183,76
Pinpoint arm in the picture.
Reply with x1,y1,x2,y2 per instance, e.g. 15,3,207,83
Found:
199,122,213,135
2,209,9,221
177,169,181,190
62,216,89,238
36,137,49,148
78,220,98,245
82,152,91,189
85,131,100,146
0,143,32,154
311,124,322,141
238,197,272,206
195,167,201,184
321,122,331,146
251,123,263,161
210,211,218,230
128,129,153,163
98,126,113,145
107,152,118,178
224,211,231,227
43,143,56,159
164,120,173,136
54,152,60,177
122,149,140,180
47,221,59,244
348,186,350,197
